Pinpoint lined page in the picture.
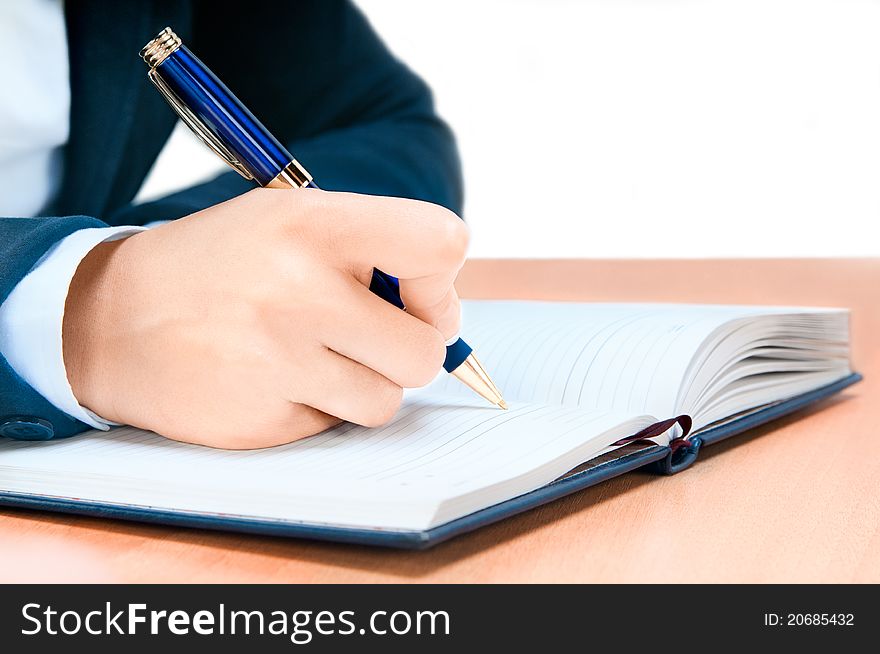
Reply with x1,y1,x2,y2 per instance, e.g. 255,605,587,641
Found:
0,396,653,530
430,301,848,419
430,302,729,416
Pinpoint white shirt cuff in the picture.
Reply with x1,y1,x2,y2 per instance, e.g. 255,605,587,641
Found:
0,226,147,430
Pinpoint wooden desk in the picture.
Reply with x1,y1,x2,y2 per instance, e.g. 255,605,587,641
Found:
2,259,878,583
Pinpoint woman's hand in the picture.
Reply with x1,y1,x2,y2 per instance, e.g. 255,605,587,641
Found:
62,188,468,449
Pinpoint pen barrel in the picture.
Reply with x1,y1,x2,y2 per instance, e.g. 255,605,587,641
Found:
152,45,293,186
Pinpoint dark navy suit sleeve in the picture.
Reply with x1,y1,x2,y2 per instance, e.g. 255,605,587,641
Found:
110,0,463,225
0,216,109,439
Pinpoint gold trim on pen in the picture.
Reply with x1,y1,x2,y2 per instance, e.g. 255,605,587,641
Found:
451,354,508,409
141,28,256,182
140,27,181,68
266,160,314,189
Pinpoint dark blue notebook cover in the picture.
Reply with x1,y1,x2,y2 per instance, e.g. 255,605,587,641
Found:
0,373,861,549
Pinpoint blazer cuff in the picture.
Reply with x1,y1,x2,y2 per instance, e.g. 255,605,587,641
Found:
0,226,146,430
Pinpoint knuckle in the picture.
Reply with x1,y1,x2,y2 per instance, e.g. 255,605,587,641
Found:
427,206,469,265
268,188,330,240
361,382,403,427
274,254,314,293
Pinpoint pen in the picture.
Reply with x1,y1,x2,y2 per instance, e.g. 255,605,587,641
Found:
139,28,506,410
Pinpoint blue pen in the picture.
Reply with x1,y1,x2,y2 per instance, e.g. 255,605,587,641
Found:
140,28,506,409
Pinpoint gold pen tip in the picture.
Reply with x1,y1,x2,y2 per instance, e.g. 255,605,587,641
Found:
450,352,507,410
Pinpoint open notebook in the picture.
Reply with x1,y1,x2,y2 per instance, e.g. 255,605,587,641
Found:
0,302,860,548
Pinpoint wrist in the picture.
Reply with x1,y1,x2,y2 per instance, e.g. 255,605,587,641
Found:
62,238,129,423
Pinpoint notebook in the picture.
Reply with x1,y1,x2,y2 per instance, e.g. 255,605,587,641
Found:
0,301,860,548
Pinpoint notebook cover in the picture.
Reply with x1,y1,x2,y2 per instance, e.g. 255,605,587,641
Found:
0,373,862,550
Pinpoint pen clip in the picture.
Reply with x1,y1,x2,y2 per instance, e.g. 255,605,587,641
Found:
147,70,255,181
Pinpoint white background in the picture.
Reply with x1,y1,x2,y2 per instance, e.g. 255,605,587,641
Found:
137,0,880,258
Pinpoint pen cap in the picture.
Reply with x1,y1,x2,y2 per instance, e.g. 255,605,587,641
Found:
140,28,295,186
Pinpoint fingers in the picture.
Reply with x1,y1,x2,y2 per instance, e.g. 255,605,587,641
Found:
299,191,469,338
264,405,341,448
222,405,341,450
295,348,404,428
319,274,447,388
320,192,469,279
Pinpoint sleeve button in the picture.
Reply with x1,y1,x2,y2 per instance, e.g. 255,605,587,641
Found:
0,417,54,440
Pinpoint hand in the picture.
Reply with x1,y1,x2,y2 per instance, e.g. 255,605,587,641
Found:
62,188,468,448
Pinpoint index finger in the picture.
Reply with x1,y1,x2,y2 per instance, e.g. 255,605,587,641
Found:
312,191,470,336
